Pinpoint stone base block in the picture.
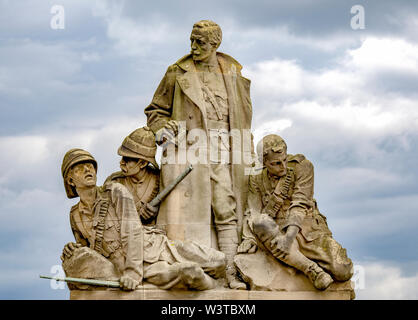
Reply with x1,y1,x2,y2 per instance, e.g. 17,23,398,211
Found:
70,285,353,300
70,277,354,300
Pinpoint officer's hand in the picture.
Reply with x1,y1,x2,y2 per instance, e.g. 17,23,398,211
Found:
155,120,180,145
120,271,140,291
165,120,179,137
60,242,82,261
237,239,257,254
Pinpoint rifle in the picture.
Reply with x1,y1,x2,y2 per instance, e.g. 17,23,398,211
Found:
148,164,193,207
39,275,120,288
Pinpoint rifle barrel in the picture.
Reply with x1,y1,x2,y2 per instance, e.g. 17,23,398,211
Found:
40,275,120,288
148,164,193,207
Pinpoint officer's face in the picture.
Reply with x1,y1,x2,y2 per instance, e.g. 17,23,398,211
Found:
120,156,145,176
265,151,288,177
69,162,97,189
190,29,216,62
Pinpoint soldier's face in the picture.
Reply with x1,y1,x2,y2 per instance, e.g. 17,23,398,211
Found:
120,156,144,176
190,29,216,62
68,162,97,189
265,152,288,177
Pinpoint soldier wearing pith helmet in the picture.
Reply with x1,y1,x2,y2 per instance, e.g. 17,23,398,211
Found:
104,126,160,225
61,148,144,291
61,148,227,292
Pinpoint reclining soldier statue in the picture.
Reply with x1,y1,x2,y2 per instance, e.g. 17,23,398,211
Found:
60,148,226,291
238,134,353,290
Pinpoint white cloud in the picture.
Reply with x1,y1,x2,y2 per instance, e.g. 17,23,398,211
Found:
284,100,405,134
346,37,418,74
252,119,293,145
247,36,418,143
355,261,418,299
246,59,304,98
0,136,48,166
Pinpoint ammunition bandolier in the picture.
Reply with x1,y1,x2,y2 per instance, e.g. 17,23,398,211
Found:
93,199,110,256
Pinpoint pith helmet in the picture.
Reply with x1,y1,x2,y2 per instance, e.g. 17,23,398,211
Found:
118,126,159,169
61,148,97,199
256,134,287,163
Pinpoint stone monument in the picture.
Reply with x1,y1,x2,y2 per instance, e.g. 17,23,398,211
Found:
46,20,354,300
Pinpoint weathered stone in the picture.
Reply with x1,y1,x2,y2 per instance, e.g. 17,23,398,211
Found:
235,250,354,298
70,286,354,300
62,247,120,290
54,21,355,300
145,19,251,289
63,247,120,280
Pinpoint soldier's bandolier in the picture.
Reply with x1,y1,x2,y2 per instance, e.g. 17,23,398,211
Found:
69,183,144,279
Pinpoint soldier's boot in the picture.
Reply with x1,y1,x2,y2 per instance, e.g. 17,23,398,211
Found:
303,261,334,290
269,237,334,290
267,237,334,290
253,214,333,291
217,226,247,290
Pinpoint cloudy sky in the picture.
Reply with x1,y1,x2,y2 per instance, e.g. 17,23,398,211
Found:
1,0,418,299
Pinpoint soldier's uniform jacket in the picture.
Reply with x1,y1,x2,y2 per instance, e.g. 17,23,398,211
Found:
243,154,332,243
69,183,144,280
104,166,160,224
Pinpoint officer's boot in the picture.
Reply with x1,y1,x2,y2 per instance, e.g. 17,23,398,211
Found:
217,226,247,290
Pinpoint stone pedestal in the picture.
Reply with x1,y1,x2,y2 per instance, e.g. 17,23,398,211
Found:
70,283,353,300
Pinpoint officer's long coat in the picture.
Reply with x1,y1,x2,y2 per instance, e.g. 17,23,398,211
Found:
144,52,253,248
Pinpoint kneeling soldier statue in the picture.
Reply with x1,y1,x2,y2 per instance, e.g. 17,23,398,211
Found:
60,148,226,291
238,134,353,290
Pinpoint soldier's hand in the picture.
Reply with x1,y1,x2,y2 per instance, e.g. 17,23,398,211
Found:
60,242,82,261
120,271,140,291
140,203,159,220
237,239,257,254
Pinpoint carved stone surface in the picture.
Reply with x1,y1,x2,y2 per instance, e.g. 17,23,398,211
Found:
70,286,354,300
63,247,120,281
234,250,354,298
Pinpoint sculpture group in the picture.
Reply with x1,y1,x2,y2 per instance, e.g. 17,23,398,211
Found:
59,20,353,295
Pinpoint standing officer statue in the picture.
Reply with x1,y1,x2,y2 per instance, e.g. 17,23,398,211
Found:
144,20,253,289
